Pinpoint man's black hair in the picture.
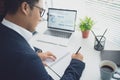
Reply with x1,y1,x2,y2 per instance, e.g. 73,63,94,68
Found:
4,0,39,14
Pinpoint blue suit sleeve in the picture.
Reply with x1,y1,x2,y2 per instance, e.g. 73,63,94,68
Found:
34,47,42,53
17,52,85,80
16,53,53,80
60,59,85,80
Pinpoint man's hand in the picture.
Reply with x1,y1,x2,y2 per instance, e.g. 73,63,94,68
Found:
37,51,57,66
72,52,84,61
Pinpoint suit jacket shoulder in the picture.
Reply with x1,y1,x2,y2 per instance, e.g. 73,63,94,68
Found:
0,23,53,80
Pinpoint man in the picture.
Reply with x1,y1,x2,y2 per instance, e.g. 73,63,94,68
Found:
0,0,85,80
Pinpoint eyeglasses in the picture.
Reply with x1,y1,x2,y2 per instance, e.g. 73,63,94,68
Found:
34,5,45,17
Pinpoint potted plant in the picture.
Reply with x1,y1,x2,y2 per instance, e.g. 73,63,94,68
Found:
79,16,94,38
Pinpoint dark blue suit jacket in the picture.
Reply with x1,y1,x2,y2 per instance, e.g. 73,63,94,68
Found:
0,23,85,80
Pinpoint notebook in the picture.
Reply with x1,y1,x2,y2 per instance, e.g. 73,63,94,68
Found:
37,8,77,47
100,50,120,67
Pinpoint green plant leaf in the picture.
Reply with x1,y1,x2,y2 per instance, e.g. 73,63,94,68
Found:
79,16,94,31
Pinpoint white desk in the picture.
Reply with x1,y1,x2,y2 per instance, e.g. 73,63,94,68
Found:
30,21,120,80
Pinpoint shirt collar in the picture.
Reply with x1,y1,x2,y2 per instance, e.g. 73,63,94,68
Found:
2,19,33,42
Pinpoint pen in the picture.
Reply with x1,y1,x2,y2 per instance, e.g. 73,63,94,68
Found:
97,28,108,47
91,30,102,47
75,46,81,54
46,65,61,78
99,28,108,43
91,30,99,43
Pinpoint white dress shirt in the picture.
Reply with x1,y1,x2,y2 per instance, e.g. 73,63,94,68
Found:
2,19,35,51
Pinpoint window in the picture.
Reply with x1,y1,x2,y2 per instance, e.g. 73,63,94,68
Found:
85,0,120,47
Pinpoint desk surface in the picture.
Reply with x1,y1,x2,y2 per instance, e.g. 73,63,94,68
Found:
30,21,120,80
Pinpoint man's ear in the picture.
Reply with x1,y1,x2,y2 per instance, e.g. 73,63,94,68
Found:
20,2,30,15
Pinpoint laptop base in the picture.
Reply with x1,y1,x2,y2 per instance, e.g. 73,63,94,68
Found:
44,29,72,38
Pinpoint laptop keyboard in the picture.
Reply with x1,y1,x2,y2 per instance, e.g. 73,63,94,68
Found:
44,30,72,38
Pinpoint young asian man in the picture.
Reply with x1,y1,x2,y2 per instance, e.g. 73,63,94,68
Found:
0,0,85,80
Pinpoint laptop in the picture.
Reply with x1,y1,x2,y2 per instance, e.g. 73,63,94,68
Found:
37,8,77,46
100,50,120,67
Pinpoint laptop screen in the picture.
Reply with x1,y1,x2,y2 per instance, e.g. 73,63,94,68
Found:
47,8,77,31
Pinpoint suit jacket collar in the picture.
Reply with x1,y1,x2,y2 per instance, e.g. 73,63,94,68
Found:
0,23,34,52
1,19,34,50
2,19,33,43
